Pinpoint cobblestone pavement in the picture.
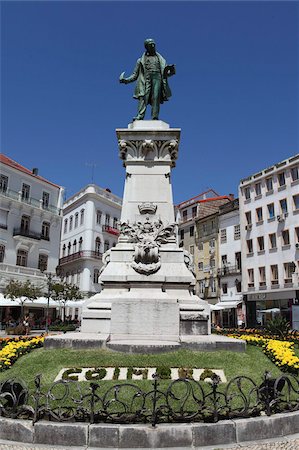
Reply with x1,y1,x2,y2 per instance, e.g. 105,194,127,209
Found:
1,436,299,449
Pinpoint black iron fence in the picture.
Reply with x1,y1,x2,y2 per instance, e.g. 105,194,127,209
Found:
1,372,299,426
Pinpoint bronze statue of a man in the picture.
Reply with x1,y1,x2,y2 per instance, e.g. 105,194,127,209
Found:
119,39,175,121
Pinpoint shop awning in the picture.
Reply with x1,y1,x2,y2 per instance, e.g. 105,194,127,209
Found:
0,294,58,308
210,300,242,311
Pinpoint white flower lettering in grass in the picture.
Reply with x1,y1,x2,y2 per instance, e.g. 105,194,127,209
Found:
55,367,226,383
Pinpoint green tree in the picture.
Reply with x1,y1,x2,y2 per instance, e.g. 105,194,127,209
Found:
50,281,83,322
4,279,42,319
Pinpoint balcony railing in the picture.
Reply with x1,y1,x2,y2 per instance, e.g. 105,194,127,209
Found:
0,263,45,278
13,228,41,240
218,265,241,276
0,188,61,215
59,251,102,265
102,225,120,236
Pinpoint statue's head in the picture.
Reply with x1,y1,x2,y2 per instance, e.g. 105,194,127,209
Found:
144,38,156,55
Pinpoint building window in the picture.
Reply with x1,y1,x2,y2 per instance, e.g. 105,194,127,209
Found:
234,225,240,240
16,249,28,267
211,278,216,293
95,237,101,254
210,258,215,268
113,217,118,229
42,192,49,209
67,242,71,255
104,240,109,252
257,236,264,251
62,244,66,257
199,280,204,294
236,279,242,292
256,207,263,222
182,210,188,221
21,215,30,232
211,219,216,230
73,240,77,253
248,268,254,288
198,262,203,271
271,265,279,284
221,255,227,266
96,210,102,225
293,194,299,211
209,239,215,248
246,239,253,254
255,182,261,196
220,229,227,243
190,226,194,237
180,229,184,240
198,241,203,251
284,262,295,283
244,187,251,200
69,216,73,231
267,203,275,219
222,283,228,294
259,267,266,286
78,237,83,251
280,198,288,214
80,209,85,225
266,177,273,192
38,254,48,272
41,221,50,240
235,252,242,271
192,206,197,218
0,175,8,192
189,245,194,255
21,183,30,201
64,219,68,233
291,166,299,182
245,211,252,224
105,214,110,226
269,233,277,249
74,213,79,228
0,245,5,262
295,227,299,243
282,229,290,246
278,172,286,187
93,268,100,284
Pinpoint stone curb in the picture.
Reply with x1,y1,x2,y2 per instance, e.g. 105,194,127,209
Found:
0,410,299,448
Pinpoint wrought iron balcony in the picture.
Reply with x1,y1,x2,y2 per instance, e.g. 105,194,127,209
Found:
102,225,120,236
13,227,41,240
0,188,61,215
218,265,241,276
59,251,102,265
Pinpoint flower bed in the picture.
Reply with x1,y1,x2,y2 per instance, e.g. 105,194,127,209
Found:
227,333,299,374
0,336,44,371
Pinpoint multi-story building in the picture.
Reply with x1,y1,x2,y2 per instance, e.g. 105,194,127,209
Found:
216,199,244,328
177,191,233,304
57,184,122,296
0,154,64,290
239,154,299,328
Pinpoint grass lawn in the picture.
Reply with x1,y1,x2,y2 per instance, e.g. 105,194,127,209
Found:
0,345,281,388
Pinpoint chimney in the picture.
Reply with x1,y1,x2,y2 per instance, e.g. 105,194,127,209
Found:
229,193,234,200
32,168,39,176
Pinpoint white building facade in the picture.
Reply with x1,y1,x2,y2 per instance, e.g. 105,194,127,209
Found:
217,199,244,328
239,154,299,329
0,154,64,290
57,184,122,295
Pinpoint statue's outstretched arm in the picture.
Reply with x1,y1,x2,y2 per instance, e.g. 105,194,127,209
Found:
119,60,140,84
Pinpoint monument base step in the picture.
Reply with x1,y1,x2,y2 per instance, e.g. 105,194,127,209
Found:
44,332,245,352
106,339,181,354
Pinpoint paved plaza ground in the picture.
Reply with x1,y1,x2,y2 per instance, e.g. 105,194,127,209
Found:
1,434,299,450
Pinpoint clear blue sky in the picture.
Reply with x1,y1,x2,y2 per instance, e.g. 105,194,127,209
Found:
2,1,298,203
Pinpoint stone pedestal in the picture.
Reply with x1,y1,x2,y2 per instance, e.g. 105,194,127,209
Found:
80,121,211,350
